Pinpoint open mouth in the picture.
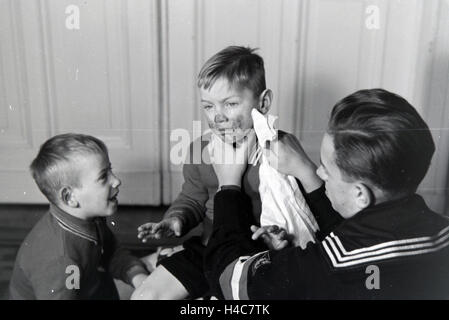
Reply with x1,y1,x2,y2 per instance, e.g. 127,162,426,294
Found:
217,128,236,135
109,191,119,202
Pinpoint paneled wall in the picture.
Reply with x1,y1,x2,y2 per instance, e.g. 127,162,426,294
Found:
0,0,162,204
0,0,448,213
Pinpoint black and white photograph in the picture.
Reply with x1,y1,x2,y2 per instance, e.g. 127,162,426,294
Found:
0,0,449,306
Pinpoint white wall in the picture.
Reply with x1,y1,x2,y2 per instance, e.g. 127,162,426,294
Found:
0,0,162,204
0,0,448,212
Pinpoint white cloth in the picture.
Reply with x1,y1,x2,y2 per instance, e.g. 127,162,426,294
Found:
251,109,319,248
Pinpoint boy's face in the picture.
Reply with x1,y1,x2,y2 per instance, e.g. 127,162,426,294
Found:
200,77,260,144
316,133,360,219
71,153,121,219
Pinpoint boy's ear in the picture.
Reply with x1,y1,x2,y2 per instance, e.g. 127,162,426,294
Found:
353,183,373,211
60,186,78,208
257,89,273,115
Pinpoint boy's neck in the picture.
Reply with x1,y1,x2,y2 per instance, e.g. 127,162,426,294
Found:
372,189,413,207
53,202,93,221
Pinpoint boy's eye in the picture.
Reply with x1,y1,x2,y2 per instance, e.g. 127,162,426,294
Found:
202,105,213,110
225,102,238,107
99,168,113,183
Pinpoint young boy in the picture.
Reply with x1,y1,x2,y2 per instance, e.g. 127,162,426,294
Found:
133,46,289,299
9,133,148,300
205,88,449,299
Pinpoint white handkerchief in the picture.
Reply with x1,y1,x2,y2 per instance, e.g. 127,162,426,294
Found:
251,109,319,248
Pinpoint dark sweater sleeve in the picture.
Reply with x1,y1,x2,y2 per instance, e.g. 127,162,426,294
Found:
103,223,148,286
204,189,330,300
304,184,344,241
28,256,82,300
204,189,267,298
164,161,209,233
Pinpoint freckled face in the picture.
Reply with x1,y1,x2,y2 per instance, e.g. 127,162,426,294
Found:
200,77,259,144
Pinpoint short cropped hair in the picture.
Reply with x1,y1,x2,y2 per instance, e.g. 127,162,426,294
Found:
197,46,266,97
30,133,109,204
328,88,435,196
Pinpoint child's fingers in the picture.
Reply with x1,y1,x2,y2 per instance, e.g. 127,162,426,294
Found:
151,221,168,234
169,218,184,237
138,227,165,238
277,229,288,240
173,227,181,237
137,228,156,237
267,225,280,233
141,233,156,243
137,231,147,239
154,230,163,239
251,230,263,241
261,225,279,235
251,225,281,240
137,222,155,232
138,224,165,241
277,240,289,250
251,226,269,240
142,229,164,241
260,233,271,243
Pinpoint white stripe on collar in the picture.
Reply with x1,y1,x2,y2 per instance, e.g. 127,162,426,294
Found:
55,219,98,245
322,225,449,268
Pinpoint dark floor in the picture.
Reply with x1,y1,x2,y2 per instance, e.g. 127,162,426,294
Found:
0,204,197,300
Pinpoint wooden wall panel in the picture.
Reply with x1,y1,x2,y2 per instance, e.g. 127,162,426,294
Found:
0,0,162,204
0,0,447,212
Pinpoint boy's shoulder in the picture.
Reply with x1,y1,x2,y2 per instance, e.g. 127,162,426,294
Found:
15,209,93,274
15,211,66,271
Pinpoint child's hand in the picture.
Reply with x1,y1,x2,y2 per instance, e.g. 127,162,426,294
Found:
264,132,322,192
250,225,290,250
137,217,184,242
209,132,254,187
131,273,148,289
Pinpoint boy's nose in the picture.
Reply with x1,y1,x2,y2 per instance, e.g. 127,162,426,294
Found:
112,175,121,188
214,113,228,124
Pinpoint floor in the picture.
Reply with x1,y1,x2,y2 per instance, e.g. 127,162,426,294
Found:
0,204,196,300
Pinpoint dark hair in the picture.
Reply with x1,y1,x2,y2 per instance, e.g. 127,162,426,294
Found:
328,88,435,196
197,46,266,97
30,133,109,204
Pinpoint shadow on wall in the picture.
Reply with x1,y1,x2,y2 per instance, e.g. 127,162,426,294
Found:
423,50,449,215
293,73,358,165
